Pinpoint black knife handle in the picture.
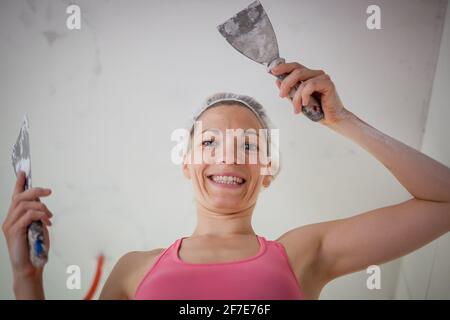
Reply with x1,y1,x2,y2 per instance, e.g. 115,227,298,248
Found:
268,58,325,122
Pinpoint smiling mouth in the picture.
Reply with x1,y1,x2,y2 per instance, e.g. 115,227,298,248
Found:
207,175,246,186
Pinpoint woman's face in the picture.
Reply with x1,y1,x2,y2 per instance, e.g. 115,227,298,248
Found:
182,104,272,213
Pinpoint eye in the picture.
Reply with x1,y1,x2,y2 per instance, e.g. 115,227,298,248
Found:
202,139,217,148
244,142,258,151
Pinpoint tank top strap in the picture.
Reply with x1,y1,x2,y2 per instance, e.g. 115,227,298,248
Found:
269,238,290,256
171,236,186,260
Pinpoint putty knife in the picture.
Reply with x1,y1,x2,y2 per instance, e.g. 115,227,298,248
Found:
12,115,48,268
218,0,324,122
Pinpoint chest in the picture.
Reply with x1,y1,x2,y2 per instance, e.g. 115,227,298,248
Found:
178,246,259,264
178,241,261,264
137,256,303,300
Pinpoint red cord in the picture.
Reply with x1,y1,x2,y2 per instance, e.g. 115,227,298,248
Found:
83,254,104,300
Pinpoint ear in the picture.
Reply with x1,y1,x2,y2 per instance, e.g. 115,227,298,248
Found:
261,160,273,188
182,153,191,180
262,174,272,188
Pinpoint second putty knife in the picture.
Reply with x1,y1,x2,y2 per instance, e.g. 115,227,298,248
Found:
217,0,324,122
11,115,48,268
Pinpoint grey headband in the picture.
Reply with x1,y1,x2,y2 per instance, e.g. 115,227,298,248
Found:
188,92,275,132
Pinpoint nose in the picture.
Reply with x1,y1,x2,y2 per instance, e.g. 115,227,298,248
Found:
216,136,245,164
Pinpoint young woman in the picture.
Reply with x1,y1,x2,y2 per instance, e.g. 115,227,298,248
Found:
3,61,450,299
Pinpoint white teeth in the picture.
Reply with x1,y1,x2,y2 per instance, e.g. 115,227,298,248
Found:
210,175,244,185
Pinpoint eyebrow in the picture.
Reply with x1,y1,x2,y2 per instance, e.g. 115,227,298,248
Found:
202,128,220,134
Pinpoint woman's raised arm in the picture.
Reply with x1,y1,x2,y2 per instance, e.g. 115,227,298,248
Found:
273,62,450,285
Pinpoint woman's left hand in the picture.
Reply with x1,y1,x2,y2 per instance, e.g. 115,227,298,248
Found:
270,62,351,126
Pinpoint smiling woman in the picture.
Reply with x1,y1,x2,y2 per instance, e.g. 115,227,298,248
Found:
3,62,450,300
131,93,305,299
181,92,281,209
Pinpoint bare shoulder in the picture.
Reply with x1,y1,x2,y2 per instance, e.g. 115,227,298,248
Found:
276,222,332,297
99,248,165,300
276,222,324,262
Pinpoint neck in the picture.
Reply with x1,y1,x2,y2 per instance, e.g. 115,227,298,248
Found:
191,201,256,238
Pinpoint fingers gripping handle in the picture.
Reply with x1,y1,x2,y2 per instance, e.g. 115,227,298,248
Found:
268,58,324,122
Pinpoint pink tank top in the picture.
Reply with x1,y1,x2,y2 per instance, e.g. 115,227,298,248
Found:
134,235,304,300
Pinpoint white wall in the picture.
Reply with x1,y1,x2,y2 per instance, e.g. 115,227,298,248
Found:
395,0,450,300
0,0,448,299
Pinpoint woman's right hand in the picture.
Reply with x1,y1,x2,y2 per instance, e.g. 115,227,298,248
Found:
2,171,53,296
